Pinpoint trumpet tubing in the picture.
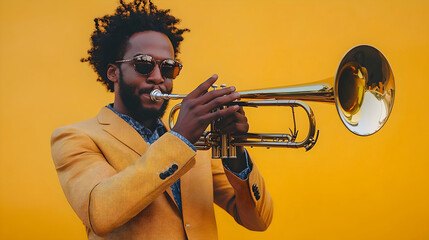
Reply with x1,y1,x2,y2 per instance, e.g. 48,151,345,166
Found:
151,45,395,158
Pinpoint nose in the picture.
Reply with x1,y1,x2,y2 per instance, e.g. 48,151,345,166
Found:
146,64,164,85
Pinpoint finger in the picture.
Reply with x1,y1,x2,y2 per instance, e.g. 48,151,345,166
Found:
202,91,240,111
217,112,248,133
216,110,246,129
195,86,236,106
221,122,249,134
203,105,240,123
186,74,218,99
215,114,237,129
237,106,245,115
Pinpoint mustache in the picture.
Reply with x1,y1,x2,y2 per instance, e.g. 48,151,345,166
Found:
138,88,172,95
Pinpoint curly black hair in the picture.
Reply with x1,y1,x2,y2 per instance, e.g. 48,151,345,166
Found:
81,0,189,92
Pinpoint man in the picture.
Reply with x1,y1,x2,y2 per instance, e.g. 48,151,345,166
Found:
51,0,273,239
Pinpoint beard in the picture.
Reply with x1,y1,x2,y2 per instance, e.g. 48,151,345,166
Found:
118,70,170,123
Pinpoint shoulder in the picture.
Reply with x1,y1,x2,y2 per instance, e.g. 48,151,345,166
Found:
51,116,101,150
51,106,111,141
51,117,101,144
52,116,98,135
50,106,111,157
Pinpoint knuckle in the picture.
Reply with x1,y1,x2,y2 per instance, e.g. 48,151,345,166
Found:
229,106,238,113
207,90,219,99
215,110,225,119
228,94,237,101
213,98,222,106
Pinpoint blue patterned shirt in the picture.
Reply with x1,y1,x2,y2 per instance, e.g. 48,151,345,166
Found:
106,104,252,212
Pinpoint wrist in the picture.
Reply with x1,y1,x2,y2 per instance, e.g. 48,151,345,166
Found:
171,126,193,144
169,131,197,152
222,147,247,172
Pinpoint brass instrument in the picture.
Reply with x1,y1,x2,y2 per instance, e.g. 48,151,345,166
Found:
150,45,395,159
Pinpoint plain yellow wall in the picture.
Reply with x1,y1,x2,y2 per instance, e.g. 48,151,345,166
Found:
1,0,428,239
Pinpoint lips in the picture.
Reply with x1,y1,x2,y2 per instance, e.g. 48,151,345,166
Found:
139,89,154,95
139,88,166,103
139,89,155,100
139,93,151,100
140,88,171,99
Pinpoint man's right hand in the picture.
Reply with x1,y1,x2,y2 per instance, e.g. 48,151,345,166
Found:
171,74,240,144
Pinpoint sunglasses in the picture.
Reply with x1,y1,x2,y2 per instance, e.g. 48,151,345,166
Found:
115,54,182,79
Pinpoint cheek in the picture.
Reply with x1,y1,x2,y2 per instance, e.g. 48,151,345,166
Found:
119,76,140,95
165,80,173,92
121,64,140,80
122,69,145,89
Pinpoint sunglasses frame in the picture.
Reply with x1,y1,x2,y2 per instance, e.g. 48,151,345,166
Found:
115,54,183,79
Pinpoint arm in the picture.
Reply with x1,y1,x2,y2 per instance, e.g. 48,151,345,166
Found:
212,154,273,231
212,101,273,230
51,128,196,236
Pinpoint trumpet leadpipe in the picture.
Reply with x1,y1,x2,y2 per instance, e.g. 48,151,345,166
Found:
150,89,187,101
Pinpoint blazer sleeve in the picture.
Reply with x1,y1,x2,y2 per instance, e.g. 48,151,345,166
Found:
212,154,273,231
51,126,196,236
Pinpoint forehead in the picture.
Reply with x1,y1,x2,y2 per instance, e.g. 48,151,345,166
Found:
124,31,174,59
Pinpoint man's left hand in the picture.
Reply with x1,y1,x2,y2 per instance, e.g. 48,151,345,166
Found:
215,106,249,134
216,106,249,173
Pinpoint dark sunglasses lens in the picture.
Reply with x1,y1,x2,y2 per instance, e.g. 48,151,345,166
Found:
161,63,181,79
134,60,155,75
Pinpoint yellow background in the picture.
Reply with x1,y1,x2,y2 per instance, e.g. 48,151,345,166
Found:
1,0,428,239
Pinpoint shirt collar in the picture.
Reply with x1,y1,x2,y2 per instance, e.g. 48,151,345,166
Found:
106,104,166,143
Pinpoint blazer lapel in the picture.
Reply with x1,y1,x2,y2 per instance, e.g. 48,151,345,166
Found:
97,107,148,156
165,186,179,210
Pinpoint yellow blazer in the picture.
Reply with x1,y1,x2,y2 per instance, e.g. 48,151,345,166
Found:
51,107,273,239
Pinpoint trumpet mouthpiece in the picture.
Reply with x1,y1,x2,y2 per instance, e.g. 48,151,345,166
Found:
150,89,163,102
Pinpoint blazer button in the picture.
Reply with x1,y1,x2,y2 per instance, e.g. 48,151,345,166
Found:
172,164,178,170
168,167,176,175
159,172,167,180
252,183,260,200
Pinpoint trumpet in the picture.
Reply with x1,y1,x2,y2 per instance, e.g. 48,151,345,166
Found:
151,45,395,159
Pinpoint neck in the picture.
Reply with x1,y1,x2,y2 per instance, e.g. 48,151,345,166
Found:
112,101,159,131
140,118,158,131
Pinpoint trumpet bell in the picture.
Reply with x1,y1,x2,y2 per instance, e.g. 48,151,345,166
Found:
237,45,395,136
335,45,395,136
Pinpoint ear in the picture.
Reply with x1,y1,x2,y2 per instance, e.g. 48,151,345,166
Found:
107,64,119,83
